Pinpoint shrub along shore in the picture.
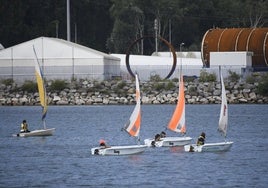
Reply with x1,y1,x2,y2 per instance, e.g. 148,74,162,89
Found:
0,75,267,106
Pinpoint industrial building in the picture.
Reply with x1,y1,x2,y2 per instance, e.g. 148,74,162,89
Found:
201,28,268,69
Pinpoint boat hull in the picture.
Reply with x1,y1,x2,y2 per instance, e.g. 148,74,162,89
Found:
184,141,233,152
144,136,192,147
91,145,147,156
14,128,55,137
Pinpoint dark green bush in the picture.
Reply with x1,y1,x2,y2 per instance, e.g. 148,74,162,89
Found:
199,70,216,82
21,80,37,93
228,70,240,82
1,78,14,85
257,73,268,96
117,81,127,89
245,75,257,84
153,82,165,91
149,74,162,82
183,76,196,82
165,81,175,90
171,77,179,82
49,79,68,92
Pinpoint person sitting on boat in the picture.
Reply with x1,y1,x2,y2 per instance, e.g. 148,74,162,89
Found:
160,131,166,138
99,139,109,148
189,145,195,152
20,120,30,133
197,132,206,146
154,134,161,141
151,133,162,147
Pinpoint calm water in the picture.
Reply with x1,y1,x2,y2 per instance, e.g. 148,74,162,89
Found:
0,104,268,187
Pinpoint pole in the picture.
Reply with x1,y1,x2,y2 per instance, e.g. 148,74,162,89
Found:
67,0,70,41
169,19,171,44
169,19,172,57
154,19,158,55
180,43,184,76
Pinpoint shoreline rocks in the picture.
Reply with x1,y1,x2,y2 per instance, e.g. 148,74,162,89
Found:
0,79,267,106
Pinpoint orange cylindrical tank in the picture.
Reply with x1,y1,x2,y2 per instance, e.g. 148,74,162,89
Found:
201,28,268,67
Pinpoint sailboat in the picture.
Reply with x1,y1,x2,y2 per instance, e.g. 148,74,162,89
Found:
184,67,233,152
15,46,55,137
91,74,147,155
144,74,192,147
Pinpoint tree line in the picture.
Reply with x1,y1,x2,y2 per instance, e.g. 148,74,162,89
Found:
0,0,267,54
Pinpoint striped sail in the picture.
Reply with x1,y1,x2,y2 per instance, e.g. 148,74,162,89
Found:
167,75,186,133
218,70,228,137
33,46,47,122
124,74,141,137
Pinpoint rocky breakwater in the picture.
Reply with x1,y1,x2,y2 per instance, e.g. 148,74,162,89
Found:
0,79,267,106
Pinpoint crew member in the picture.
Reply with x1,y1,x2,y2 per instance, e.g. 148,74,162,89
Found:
197,132,206,146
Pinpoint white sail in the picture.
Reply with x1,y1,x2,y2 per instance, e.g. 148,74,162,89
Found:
218,69,228,137
124,74,141,137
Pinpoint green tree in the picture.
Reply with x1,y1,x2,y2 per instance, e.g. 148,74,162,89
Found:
107,0,144,53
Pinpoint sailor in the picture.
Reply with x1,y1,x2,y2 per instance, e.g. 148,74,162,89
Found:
154,134,161,141
160,131,166,138
151,141,156,147
197,132,206,146
20,120,30,133
99,139,109,148
189,145,195,152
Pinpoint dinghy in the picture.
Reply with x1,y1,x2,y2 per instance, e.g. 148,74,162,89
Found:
144,74,192,147
184,67,233,152
91,74,147,155
15,46,55,137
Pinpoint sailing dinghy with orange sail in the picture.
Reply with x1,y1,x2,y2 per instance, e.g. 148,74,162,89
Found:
144,75,192,147
184,67,233,152
91,74,147,155
14,46,55,137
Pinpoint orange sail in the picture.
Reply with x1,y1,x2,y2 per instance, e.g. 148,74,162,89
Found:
124,74,141,137
167,75,186,133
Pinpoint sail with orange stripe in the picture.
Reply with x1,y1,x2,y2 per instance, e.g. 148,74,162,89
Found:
33,46,47,124
218,67,228,137
124,74,141,137
167,75,186,134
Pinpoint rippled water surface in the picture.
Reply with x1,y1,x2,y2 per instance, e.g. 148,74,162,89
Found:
0,104,268,187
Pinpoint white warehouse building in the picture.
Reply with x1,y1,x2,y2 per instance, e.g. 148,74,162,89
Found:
0,37,121,82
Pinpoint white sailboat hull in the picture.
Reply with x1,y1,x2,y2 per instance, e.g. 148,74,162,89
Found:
14,128,55,137
144,136,192,147
91,145,147,156
184,141,233,152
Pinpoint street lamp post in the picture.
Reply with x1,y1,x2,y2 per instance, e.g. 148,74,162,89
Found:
154,19,158,55
179,42,184,75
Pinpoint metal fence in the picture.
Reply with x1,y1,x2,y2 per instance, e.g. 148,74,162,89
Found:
0,64,251,83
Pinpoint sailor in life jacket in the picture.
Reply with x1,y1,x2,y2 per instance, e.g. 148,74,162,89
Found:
197,132,206,146
20,120,30,133
99,139,109,148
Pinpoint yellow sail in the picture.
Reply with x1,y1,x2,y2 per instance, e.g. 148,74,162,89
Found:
33,46,47,121
167,75,186,133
